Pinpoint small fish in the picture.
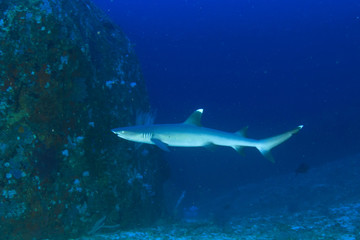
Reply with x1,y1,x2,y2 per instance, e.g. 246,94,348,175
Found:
295,163,310,175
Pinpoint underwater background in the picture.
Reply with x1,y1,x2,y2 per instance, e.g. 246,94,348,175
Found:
92,0,360,204
0,0,359,239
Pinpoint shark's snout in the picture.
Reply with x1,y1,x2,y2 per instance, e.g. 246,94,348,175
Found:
111,128,126,137
111,128,123,133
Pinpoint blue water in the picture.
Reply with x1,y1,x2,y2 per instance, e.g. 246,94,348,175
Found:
92,0,360,205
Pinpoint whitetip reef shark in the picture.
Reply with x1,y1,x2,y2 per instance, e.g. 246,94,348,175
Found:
112,109,303,162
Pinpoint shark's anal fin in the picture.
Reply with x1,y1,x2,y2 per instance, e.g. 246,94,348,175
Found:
232,146,245,156
258,149,275,163
233,127,248,156
204,142,218,151
151,138,170,152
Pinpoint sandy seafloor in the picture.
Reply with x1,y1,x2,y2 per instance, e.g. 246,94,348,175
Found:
78,154,360,240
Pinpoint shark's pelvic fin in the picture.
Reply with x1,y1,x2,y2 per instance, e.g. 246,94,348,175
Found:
256,125,303,163
151,138,170,152
184,109,203,126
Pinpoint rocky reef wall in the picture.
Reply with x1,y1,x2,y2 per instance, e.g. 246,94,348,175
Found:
0,0,168,239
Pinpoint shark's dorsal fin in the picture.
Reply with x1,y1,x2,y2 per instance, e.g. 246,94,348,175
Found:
183,109,203,126
235,126,249,138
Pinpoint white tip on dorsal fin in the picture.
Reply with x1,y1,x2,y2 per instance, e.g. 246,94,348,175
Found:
184,109,203,126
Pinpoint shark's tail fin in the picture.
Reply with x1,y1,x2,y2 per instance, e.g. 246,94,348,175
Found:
256,125,303,163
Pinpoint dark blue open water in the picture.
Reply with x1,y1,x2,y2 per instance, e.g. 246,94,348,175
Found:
88,0,360,238
92,0,360,187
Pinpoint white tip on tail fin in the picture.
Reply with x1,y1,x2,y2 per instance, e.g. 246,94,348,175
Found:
256,125,303,163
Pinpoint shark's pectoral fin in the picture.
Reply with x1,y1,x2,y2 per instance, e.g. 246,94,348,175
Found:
151,138,170,152
232,146,245,156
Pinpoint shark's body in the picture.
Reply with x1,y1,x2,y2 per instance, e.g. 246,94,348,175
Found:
112,109,303,162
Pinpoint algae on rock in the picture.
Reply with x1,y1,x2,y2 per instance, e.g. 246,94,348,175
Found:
0,0,168,239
